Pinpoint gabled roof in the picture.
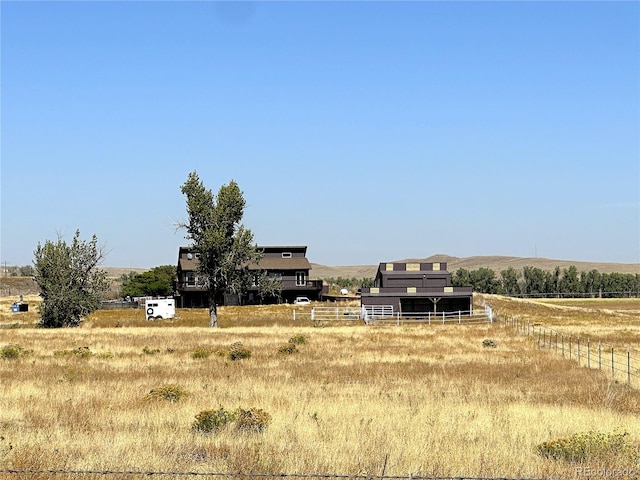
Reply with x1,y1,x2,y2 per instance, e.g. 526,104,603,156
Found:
178,257,199,271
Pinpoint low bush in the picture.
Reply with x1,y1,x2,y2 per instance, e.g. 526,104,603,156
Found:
0,435,12,460
146,384,189,403
192,407,235,433
0,343,30,360
288,334,307,345
234,407,271,433
142,346,161,355
482,339,497,348
278,343,297,355
192,347,212,359
228,342,251,361
192,406,271,434
536,430,636,463
54,346,93,358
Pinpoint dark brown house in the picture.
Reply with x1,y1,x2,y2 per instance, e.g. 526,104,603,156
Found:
174,245,325,307
360,261,473,316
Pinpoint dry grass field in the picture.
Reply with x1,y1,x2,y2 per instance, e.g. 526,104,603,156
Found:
1,295,640,479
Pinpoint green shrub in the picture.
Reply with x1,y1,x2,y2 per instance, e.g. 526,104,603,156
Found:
288,334,307,345
192,407,235,434
234,407,271,433
192,347,212,359
142,346,160,355
146,384,188,403
192,406,272,435
278,343,297,355
228,342,251,361
536,430,635,463
0,343,29,360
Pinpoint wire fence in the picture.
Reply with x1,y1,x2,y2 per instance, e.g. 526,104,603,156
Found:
0,469,555,480
502,315,640,387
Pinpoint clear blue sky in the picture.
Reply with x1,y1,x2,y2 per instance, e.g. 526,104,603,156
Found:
1,1,639,269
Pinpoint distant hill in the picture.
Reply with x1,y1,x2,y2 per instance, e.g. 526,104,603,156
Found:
310,254,639,280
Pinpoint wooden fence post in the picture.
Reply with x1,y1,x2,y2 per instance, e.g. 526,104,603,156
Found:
611,346,615,376
577,337,581,366
587,338,591,369
569,336,572,360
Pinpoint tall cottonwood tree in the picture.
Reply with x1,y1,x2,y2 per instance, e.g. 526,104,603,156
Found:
179,171,260,327
33,230,109,327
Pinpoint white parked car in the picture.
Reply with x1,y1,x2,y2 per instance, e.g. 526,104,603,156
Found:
293,296,311,305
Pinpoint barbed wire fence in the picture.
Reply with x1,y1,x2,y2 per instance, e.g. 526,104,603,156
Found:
0,469,558,480
496,312,640,388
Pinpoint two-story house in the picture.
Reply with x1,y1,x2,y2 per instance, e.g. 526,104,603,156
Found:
360,261,473,316
174,245,325,307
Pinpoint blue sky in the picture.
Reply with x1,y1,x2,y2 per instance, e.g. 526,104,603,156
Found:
1,1,639,269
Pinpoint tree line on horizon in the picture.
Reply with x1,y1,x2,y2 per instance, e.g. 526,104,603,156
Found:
451,265,640,297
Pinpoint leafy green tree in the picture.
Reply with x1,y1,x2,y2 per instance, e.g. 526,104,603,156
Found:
121,265,176,298
580,269,602,298
360,277,374,288
324,276,374,293
550,266,561,295
522,266,547,295
500,267,521,295
19,265,34,277
256,272,283,304
559,266,582,296
179,172,260,327
452,268,471,287
469,268,500,294
33,230,109,328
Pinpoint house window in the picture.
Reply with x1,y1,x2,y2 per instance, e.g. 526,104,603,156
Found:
252,275,259,287
185,272,196,286
406,263,420,271
296,271,306,286
282,252,292,258
269,272,282,280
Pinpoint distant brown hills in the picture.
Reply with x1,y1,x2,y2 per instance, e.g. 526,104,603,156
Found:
309,254,640,279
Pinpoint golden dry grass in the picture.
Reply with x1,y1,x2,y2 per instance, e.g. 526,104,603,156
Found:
1,296,639,479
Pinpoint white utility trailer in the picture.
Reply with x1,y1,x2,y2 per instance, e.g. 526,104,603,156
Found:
145,298,175,320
